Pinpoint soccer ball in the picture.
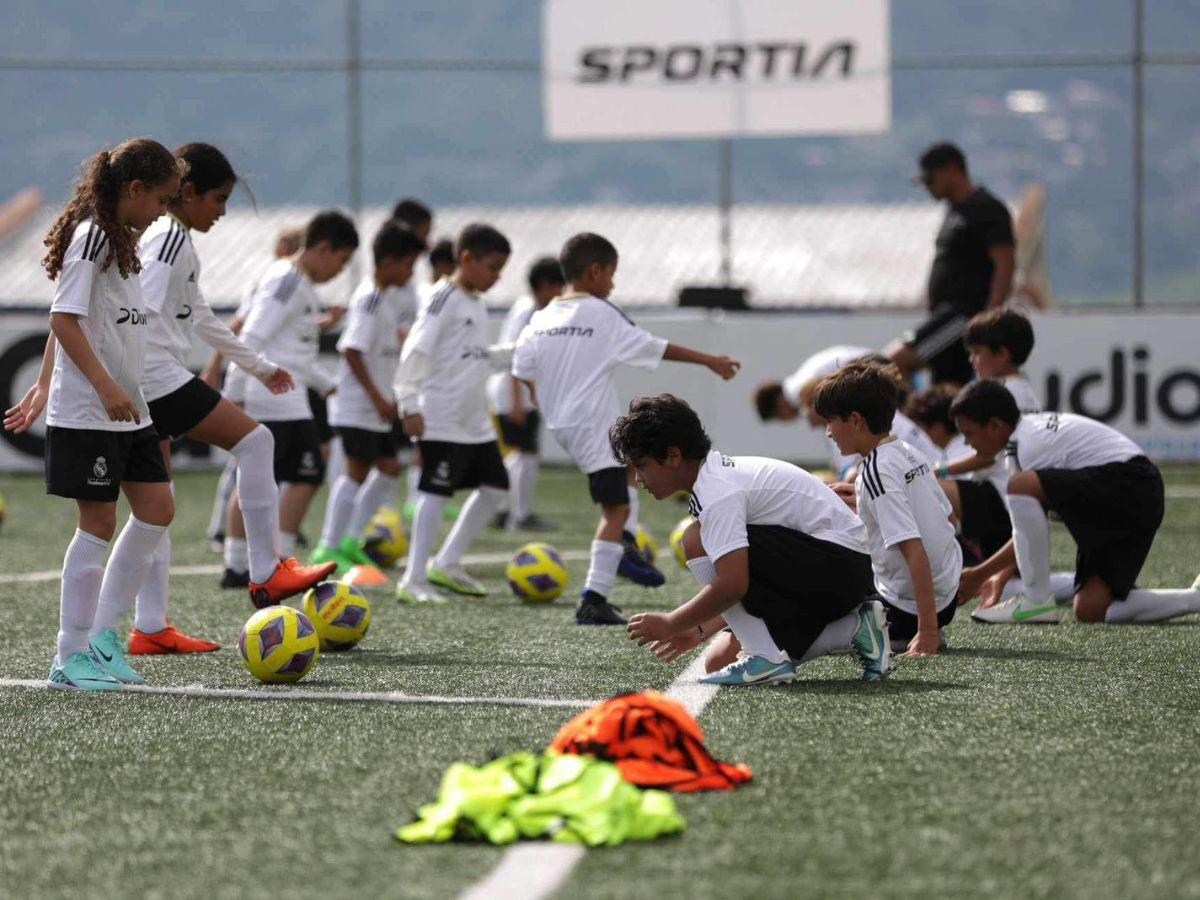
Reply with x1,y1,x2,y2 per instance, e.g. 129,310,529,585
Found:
635,526,659,564
0,492,6,533
238,606,320,684
668,517,693,569
506,542,569,603
303,581,372,651
363,507,407,568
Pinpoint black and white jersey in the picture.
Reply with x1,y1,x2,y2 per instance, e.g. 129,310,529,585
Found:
329,278,409,432
46,220,149,432
139,215,275,403
690,450,869,564
855,439,962,614
1005,412,1142,478
965,374,1042,491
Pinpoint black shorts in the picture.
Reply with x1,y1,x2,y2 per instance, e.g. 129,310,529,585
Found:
877,596,957,643
417,440,508,497
264,419,326,485
1038,455,1164,600
337,423,403,464
737,524,876,660
496,410,540,454
45,424,169,502
307,389,333,443
956,479,1012,563
147,377,223,440
588,466,629,506
904,306,973,385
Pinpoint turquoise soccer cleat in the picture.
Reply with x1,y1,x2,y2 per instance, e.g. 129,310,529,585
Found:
698,654,798,686
852,600,892,682
87,629,145,685
47,651,121,692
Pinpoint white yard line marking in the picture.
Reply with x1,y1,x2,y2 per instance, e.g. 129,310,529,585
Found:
0,678,596,710
460,655,717,900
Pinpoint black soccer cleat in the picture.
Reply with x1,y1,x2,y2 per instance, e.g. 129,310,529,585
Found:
220,567,250,589
575,590,628,626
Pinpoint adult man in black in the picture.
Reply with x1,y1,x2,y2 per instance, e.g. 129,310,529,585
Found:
886,142,1015,386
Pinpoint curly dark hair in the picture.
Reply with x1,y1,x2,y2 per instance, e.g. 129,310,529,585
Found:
609,394,712,465
812,361,900,434
905,384,959,433
42,138,184,280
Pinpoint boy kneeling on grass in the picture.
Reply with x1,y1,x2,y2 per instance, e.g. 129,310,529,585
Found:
612,394,892,685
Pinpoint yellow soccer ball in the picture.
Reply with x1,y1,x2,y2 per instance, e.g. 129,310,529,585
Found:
238,606,320,684
669,517,694,569
0,492,6,533
635,526,659,563
303,581,372,651
363,507,407,569
506,542,569,604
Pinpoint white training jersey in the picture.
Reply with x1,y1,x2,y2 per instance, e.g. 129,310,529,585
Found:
690,450,869,564
966,374,1043,491
139,215,276,403
855,439,962,614
397,278,496,444
487,295,538,415
1002,374,1040,415
1005,412,1142,479
511,293,668,473
781,344,872,407
891,411,942,467
329,279,408,432
46,220,149,432
239,259,334,421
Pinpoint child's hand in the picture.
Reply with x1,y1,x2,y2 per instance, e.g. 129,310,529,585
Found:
648,629,703,663
374,397,399,422
627,612,675,645
98,380,140,424
708,356,741,380
402,412,425,438
905,631,941,658
978,571,1010,609
264,367,295,395
4,382,48,434
830,481,857,512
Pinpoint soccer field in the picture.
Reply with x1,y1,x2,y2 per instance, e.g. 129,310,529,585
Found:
1,465,1199,899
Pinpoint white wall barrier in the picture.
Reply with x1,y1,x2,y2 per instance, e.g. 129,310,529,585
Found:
2,309,1199,472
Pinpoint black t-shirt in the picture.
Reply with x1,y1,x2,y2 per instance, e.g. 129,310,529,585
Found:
926,186,1014,315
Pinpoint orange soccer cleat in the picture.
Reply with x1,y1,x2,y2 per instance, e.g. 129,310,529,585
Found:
128,625,221,655
249,557,337,609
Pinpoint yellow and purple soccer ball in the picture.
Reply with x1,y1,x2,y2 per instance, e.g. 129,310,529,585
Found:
506,542,569,603
668,517,693,569
635,526,659,564
362,507,407,569
302,581,372,651
238,606,320,684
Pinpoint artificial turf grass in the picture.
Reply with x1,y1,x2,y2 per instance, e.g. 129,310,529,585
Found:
0,468,1198,899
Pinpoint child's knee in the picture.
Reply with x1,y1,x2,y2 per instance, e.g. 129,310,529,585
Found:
680,521,706,560
377,457,402,478
80,506,118,542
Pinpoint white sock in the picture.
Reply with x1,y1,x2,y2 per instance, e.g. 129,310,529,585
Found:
797,610,859,664
584,539,624,599
685,555,717,586
1002,572,1077,603
406,467,421,503
722,602,789,664
402,492,446,586
1104,589,1200,624
1006,494,1053,603
224,536,249,573
625,485,640,534
433,487,506,569
134,526,172,634
279,532,297,559
207,456,238,540
321,475,360,546
91,516,167,634
506,453,539,522
57,529,110,660
230,425,281,580
326,438,345,487
347,470,397,539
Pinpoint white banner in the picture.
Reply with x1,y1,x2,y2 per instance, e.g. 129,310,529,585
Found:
543,0,891,140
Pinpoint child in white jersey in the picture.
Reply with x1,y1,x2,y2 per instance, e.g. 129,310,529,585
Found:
612,395,891,684
512,233,740,626
222,211,358,603
313,221,425,577
392,224,513,604
9,140,182,691
952,380,1200,625
814,362,963,656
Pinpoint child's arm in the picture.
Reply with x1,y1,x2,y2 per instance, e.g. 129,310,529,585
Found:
345,348,397,422
50,313,140,423
628,548,749,643
937,450,996,478
515,377,538,409
662,343,740,380
509,376,527,425
3,333,56,433
199,313,245,388
895,538,941,656
958,538,1017,605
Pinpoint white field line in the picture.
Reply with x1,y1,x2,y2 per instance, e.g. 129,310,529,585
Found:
460,655,717,900
0,678,597,710
3,548,596,585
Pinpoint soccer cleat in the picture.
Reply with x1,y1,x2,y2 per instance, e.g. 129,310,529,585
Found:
88,629,145,684
698,653,798,686
427,565,487,597
971,593,1060,624
337,536,385,571
851,600,892,682
47,652,121,692
309,542,352,573
220,567,250,589
575,590,628,626
396,582,448,604
509,514,558,533
128,625,220,655
249,558,338,609
616,533,666,587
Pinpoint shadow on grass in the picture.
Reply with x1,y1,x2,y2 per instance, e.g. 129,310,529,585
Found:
327,649,609,671
777,679,971,696
943,647,1096,663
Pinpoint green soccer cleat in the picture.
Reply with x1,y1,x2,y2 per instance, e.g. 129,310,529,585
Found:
47,651,121,692
337,536,379,569
396,582,448,604
851,600,892,682
310,542,353,573
87,629,145,685
971,593,1060,624
698,654,798,686
427,565,487,597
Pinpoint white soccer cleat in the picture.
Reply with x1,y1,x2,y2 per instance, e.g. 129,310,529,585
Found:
971,592,1060,624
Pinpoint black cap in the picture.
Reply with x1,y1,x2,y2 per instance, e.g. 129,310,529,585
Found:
914,142,967,182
